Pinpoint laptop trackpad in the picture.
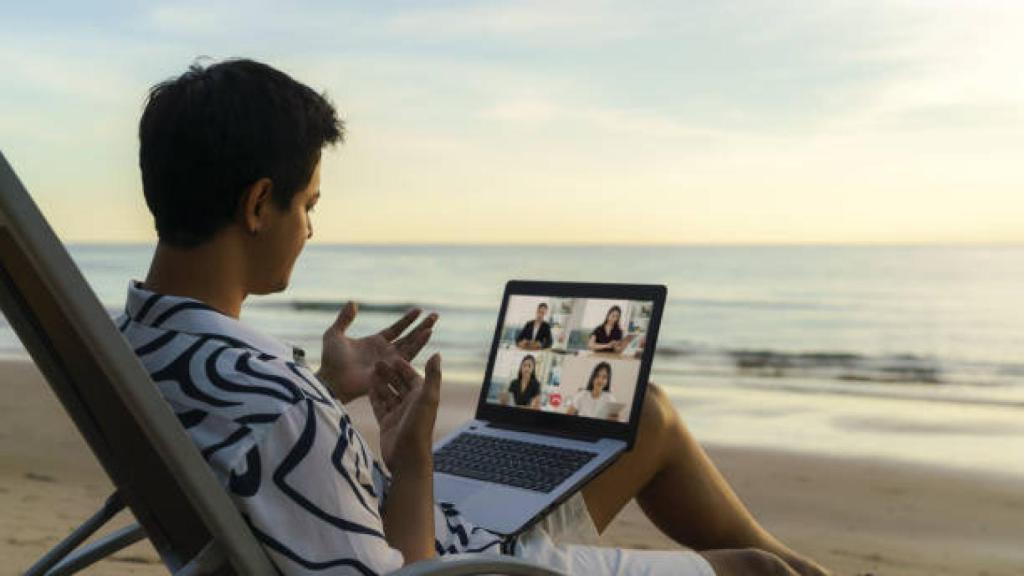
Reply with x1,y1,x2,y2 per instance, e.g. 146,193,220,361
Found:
434,475,485,506
434,476,541,533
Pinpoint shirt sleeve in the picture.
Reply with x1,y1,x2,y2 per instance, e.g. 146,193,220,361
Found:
433,501,507,555
226,398,405,575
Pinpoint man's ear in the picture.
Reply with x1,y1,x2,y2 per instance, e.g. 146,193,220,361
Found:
241,178,274,234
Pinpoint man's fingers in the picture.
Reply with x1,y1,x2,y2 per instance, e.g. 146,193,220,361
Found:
367,375,390,420
372,362,406,411
388,357,422,390
330,301,358,335
395,318,436,359
376,359,417,397
378,308,422,341
423,353,442,402
406,312,438,338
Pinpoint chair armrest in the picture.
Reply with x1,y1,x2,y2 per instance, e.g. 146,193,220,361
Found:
390,554,564,576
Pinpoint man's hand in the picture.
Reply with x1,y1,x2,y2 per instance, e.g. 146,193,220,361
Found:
372,356,442,563
370,355,442,474
316,302,437,403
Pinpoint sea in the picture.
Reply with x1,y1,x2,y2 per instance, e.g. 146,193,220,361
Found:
3,244,1022,478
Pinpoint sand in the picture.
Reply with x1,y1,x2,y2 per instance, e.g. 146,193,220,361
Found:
2,358,1022,575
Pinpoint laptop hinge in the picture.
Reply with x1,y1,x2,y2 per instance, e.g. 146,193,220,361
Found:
483,421,601,443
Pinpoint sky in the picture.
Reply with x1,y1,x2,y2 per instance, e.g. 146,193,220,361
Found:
1,1,1022,245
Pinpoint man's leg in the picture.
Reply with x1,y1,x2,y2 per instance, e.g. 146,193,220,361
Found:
580,384,827,575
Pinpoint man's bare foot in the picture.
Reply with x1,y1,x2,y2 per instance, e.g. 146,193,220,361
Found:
701,549,802,575
761,542,830,576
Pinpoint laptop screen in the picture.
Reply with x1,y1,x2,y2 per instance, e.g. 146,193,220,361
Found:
477,282,665,445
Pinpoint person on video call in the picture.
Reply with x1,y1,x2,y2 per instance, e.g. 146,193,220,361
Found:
587,305,634,353
515,302,552,349
501,354,542,409
119,58,829,576
567,361,621,420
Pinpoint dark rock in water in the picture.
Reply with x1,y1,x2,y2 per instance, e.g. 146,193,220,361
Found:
733,350,791,370
292,300,419,313
291,300,341,312
796,352,862,366
730,349,944,384
838,368,943,385
731,350,862,371
729,348,864,375
879,365,942,384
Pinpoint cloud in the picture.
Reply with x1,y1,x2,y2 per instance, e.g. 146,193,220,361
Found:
1,0,1022,243
0,49,138,107
383,0,638,44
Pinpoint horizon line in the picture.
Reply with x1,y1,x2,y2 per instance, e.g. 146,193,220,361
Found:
64,239,1024,249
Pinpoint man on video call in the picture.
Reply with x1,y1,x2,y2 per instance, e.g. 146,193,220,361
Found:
122,57,828,575
516,302,553,350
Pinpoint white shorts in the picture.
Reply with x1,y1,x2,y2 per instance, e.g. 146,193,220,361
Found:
514,493,716,575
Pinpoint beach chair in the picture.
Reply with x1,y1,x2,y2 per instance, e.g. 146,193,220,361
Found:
0,151,561,576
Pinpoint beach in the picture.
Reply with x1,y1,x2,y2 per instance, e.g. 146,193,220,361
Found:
3,359,1021,576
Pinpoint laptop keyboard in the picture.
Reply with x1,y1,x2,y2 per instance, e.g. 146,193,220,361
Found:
433,433,598,493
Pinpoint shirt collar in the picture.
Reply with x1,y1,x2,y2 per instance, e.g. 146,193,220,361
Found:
125,280,298,361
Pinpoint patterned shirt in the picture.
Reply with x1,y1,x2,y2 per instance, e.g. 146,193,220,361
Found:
117,281,505,575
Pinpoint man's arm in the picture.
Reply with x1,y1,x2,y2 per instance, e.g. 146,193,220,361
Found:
382,466,434,563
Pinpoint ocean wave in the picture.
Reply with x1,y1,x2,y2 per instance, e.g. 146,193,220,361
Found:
245,295,851,316
247,299,492,314
727,349,942,384
998,364,1024,377
669,296,846,311
4,303,1020,392
655,347,1024,388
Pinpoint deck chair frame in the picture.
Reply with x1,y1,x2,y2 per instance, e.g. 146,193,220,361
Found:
0,151,561,575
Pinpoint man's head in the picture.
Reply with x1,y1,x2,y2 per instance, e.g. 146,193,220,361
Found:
536,302,548,321
139,58,343,291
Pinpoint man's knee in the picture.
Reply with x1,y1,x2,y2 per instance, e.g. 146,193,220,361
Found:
641,383,679,435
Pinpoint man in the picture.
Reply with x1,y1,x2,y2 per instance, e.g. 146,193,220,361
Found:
120,58,828,575
516,302,553,350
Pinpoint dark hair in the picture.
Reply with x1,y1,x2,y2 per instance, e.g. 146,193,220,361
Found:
537,303,548,309
604,306,622,330
586,361,612,392
139,58,344,247
515,355,541,388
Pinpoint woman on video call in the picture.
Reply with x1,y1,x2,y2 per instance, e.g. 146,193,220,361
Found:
503,354,542,409
567,361,621,420
587,305,633,353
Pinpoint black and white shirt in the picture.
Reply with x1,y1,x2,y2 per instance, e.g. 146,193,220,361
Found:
117,281,506,575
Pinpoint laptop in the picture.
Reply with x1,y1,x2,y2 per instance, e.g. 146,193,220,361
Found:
432,280,667,536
